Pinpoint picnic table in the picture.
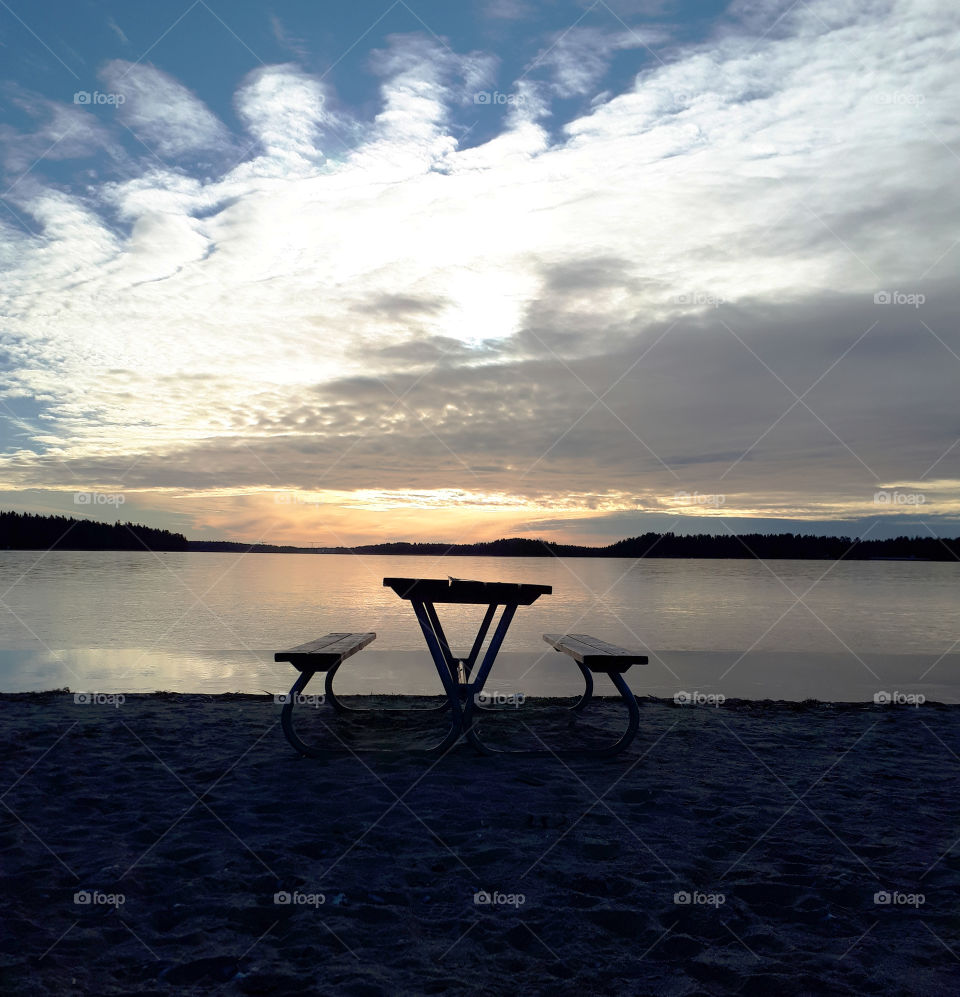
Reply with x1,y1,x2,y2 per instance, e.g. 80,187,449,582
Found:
275,576,646,756
382,576,552,751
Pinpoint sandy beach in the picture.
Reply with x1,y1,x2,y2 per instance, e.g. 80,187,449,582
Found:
0,692,957,995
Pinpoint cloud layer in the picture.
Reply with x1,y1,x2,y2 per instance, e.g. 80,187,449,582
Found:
1,0,958,543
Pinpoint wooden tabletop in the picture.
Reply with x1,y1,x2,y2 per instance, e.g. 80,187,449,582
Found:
383,577,552,605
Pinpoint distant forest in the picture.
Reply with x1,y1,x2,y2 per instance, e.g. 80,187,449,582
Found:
327,534,960,561
0,511,188,551
1,511,958,560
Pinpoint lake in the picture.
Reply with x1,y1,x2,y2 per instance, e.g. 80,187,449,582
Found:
1,552,957,701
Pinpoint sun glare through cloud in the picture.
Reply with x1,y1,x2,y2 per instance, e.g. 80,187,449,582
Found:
1,0,958,544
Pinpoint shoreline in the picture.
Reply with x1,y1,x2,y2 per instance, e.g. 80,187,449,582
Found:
2,546,954,561
5,514,960,560
3,689,959,709
3,648,957,704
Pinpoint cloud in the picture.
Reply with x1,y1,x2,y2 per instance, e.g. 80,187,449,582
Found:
5,284,956,506
480,0,535,21
533,26,665,98
234,64,330,171
99,60,232,160
354,293,449,319
269,13,308,61
352,34,496,178
0,85,118,177
1,1,958,541
106,17,129,46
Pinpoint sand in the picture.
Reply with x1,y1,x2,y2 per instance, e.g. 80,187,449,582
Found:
1,692,958,996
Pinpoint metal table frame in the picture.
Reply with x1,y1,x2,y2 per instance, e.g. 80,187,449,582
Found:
383,577,553,753
389,581,643,758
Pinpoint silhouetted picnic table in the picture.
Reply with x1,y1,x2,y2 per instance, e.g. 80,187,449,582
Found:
276,576,646,756
382,576,551,751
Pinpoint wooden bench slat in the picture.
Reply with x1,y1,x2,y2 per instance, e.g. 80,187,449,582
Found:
275,632,376,671
280,633,366,655
543,633,648,673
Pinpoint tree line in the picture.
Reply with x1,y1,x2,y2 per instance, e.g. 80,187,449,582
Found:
0,511,188,551
2,512,957,560
348,533,959,560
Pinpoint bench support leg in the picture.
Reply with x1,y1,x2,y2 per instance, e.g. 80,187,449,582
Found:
603,671,641,757
323,659,449,715
466,669,640,757
282,667,461,757
572,662,594,714
281,670,325,758
323,661,346,714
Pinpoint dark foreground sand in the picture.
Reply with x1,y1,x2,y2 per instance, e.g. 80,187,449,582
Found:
1,692,958,996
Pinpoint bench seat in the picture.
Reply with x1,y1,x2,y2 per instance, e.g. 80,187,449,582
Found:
275,632,376,672
468,633,645,756
543,633,648,673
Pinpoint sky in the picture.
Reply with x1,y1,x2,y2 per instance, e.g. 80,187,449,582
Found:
0,0,958,547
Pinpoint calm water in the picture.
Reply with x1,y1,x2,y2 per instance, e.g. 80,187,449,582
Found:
0,552,957,699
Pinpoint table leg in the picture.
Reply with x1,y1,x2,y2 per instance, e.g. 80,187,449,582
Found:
462,602,518,743
412,599,465,747
463,603,497,678
470,603,518,693
415,601,502,690
424,601,499,688
424,601,459,682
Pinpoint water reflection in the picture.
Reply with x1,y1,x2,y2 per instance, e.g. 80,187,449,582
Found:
0,551,956,698
2,647,958,703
